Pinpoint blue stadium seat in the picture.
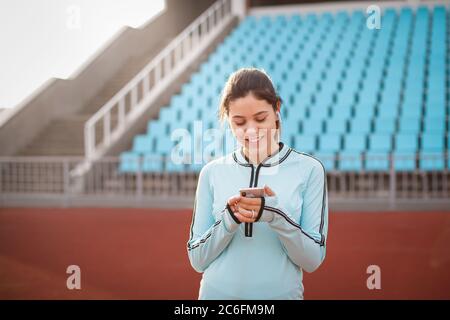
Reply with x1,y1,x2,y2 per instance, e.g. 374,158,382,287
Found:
332,105,352,120
338,151,363,171
419,134,445,171
301,118,324,135
369,134,392,152
339,134,366,171
308,105,329,119
395,133,418,152
313,151,336,171
142,153,163,172
119,152,140,173
398,117,420,134
157,136,176,155
326,117,347,135
354,105,375,119
319,134,341,152
423,117,446,134
448,134,450,169
159,106,177,124
393,151,416,171
401,103,422,118
223,129,238,154
343,134,366,152
419,152,445,171
366,152,389,171
147,121,166,137
425,104,446,118
377,103,398,119
365,134,392,171
165,161,186,172
283,113,301,134
293,135,316,153
133,134,153,154
187,162,204,173
374,117,396,134
349,117,371,135
421,133,444,151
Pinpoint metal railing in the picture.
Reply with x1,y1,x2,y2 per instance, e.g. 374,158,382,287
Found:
1,153,449,208
84,0,233,161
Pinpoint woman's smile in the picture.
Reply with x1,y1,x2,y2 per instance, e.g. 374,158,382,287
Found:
245,135,264,144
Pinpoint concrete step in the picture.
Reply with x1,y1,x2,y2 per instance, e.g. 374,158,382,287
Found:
18,38,173,157
17,113,125,156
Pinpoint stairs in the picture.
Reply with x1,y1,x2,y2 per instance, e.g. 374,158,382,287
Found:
17,41,171,157
18,114,89,156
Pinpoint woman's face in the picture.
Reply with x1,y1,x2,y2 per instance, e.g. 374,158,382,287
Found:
227,92,278,152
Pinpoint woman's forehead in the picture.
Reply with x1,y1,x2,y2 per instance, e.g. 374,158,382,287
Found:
228,94,272,116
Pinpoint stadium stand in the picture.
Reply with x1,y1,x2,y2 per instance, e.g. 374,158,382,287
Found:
120,5,448,174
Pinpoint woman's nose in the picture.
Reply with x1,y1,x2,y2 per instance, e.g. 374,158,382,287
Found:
245,127,258,137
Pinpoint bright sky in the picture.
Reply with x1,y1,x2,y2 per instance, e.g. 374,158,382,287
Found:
0,0,165,109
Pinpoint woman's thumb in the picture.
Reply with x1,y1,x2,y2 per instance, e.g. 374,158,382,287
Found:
264,185,275,196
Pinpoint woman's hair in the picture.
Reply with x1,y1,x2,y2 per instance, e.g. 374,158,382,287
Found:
218,67,283,125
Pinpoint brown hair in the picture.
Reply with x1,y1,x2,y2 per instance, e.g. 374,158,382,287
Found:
218,67,282,124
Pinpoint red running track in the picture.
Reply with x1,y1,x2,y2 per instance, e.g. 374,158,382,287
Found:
0,208,449,299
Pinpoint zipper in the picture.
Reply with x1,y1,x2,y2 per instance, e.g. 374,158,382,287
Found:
245,162,264,237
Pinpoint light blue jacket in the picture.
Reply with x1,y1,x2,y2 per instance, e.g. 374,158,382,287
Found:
187,142,328,299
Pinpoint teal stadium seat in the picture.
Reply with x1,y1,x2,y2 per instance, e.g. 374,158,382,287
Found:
119,152,140,173
133,134,153,154
349,117,371,135
398,117,420,134
394,133,418,171
293,135,316,154
420,133,445,170
374,117,396,135
366,134,392,171
142,153,164,172
339,134,366,171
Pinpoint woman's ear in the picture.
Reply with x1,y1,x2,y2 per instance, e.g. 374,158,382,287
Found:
275,111,281,129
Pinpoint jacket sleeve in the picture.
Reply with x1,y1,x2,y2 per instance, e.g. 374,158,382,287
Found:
187,165,241,273
256,162,328,273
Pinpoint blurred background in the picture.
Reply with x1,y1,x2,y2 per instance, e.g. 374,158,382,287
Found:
0,0,449,299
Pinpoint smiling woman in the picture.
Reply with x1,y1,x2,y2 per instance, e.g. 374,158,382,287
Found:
187,67,329,300
219,68,282,165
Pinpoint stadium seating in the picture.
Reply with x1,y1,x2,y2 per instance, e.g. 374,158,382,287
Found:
119,5,448,173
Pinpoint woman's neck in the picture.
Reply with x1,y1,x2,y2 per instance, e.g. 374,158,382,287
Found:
242,140,280,165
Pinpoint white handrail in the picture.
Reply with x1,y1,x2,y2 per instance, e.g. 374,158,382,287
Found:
84,0,234,161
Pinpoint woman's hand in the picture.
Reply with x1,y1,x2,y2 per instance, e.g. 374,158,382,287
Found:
227,194,241,213
227,194,255,223
231,185,276,223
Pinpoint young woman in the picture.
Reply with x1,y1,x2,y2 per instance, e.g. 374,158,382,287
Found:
187,68,328,300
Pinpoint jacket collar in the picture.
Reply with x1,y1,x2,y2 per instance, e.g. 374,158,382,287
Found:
232,142,292,167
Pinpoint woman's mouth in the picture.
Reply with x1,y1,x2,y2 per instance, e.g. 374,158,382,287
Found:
245,136,263,143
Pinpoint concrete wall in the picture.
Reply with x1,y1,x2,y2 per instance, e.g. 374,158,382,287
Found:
0,0,216,156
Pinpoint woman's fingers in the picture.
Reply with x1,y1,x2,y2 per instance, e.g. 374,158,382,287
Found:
264,184,276,196
235,207,257,223
227,194,241,207
234,211,255,223
239,197,261,206
237,202,260,212
238,197,261,213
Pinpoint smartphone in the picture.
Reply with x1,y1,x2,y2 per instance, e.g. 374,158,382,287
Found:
239,187,266,198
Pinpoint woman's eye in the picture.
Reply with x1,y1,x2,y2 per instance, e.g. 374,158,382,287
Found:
255,117,267,122
235,122,245,126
